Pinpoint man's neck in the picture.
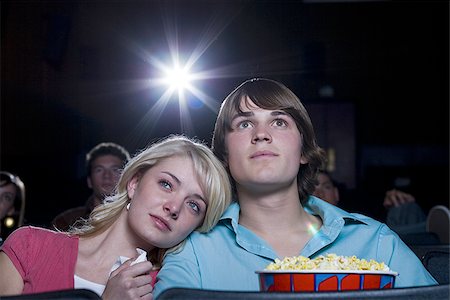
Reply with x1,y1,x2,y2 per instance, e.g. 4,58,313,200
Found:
237,188,322,258
237,183,306,231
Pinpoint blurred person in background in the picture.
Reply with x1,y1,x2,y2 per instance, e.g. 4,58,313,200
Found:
313,170,426,228
52,142,130,231
0,171,25,242
313,170,448,244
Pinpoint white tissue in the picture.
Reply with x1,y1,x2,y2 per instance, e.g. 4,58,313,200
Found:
109,248,147,276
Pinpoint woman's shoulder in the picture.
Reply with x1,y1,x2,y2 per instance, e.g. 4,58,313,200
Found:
10,226,76,242
13,225,59,235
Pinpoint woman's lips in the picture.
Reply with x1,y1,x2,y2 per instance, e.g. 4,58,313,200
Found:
151,215,171,231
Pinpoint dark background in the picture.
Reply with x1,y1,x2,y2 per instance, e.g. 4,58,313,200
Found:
1,0,448,227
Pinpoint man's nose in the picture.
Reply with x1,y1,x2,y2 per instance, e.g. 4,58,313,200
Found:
252,125,272,143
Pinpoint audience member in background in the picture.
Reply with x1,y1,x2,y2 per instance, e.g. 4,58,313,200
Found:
52,142,131,231
312,170,340,206
0,135,232,298
0,172,25,242
153,78,436,298
313,169,426,227
313,170,449,244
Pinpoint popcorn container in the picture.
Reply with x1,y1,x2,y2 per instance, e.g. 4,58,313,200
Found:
256,270,398,292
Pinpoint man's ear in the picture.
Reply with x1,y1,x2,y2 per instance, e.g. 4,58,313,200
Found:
333,187,340,202
87,176,93,189
300,156,309,165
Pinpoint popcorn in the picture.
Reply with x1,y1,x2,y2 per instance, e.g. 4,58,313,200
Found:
265,253,390,272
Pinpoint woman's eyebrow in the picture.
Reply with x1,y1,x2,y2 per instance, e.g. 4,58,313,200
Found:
162,171,181,185
162,171,207,203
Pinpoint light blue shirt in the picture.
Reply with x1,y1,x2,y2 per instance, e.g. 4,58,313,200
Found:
154,197,437,298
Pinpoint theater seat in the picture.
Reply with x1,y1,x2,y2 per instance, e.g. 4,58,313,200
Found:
422,250,450,284
157,284,449,300
1,289,101,300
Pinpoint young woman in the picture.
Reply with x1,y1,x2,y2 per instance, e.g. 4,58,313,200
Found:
0,135,232,299
0,171,25,241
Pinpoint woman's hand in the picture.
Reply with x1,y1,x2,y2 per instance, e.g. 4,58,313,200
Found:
102,258,154,300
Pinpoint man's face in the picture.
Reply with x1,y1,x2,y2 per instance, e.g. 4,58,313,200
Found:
87,154,123,199
225,97,307,193
313,173,340,206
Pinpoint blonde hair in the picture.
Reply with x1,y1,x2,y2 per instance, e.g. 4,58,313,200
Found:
69,135,232,265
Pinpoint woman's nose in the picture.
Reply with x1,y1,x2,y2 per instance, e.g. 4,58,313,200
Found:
163,198,181,219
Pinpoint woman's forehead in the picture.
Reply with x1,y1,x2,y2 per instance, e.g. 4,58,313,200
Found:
0,183,17,193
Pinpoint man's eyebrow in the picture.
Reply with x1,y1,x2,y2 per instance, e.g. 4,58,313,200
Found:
271,111,288,116
231,111,253,122
230,110,289,122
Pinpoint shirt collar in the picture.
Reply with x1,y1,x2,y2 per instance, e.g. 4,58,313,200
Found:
219,196,368,227
220,202,240,229
305,195,368,226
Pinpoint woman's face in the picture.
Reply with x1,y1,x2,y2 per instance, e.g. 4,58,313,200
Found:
126,155,208,249
0,183,16,219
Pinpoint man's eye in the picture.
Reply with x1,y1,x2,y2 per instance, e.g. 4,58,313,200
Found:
237,120,252,129
159,180,172,190
273,119,287,127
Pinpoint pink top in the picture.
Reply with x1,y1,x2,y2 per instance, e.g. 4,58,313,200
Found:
1,226,78,294
1,226,160,295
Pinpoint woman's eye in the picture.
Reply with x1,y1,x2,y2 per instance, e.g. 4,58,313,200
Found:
159,180,172,190
187,201,200,213
0,193,14,204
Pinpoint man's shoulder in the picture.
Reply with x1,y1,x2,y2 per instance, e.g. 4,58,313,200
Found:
183,221,233,249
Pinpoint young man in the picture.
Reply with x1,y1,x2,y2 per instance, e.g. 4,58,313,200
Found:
153,78,437,297
52,142,130,231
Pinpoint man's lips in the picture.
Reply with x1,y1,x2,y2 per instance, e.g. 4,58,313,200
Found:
150,215,171,231
250,150,278,159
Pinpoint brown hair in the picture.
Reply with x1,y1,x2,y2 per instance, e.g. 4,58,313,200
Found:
212,78,326,204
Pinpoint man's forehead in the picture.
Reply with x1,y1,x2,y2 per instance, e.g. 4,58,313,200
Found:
238,96,259,110
92,154,123,166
